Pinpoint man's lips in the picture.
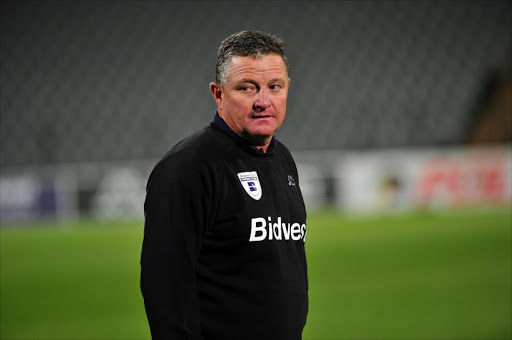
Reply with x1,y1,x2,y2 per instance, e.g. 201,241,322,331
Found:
251,115,274,119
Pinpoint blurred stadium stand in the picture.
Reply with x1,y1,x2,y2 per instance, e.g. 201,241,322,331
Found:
1,0,511,220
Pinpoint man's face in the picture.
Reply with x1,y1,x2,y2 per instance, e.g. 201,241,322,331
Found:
210,54,290,149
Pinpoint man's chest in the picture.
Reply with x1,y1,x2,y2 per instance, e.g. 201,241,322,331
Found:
203,157,307,248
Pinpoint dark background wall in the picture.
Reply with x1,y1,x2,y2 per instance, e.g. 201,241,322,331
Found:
1,0,511,166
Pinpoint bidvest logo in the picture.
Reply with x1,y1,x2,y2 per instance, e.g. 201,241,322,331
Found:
237,171,262,200
249,217,307,243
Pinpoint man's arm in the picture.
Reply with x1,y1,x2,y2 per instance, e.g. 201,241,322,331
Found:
140,158,211,339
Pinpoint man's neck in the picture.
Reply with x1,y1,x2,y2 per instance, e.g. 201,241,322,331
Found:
211,112,276,154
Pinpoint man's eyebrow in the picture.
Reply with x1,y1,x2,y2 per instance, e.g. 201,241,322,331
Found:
234,78,286,86
235,78,258,85
268,78,286,85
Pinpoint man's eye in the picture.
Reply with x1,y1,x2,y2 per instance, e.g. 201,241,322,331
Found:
270,85,281,90
240,86,253,92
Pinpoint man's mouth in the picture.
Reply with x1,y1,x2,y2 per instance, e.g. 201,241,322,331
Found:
251,115,273,119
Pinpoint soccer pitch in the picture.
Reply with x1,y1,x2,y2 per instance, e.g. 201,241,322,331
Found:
1,208,511,339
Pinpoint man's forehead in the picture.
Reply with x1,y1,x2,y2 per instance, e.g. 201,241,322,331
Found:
228,54,288,78
230,54,286,65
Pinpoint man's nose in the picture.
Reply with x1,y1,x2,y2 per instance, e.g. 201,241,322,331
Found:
254,89,271,109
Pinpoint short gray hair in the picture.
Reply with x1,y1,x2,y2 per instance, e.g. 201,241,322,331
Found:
215,30,289,87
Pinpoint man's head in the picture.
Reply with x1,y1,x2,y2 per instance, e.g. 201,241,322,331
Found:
215,30,289,88
210,31,290,151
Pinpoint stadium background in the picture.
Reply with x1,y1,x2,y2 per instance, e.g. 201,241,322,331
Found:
1,0,511,339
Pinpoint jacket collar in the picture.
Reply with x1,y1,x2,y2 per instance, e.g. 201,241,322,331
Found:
212,112,277,154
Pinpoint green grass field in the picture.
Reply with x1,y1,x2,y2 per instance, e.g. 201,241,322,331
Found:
1,208,511,339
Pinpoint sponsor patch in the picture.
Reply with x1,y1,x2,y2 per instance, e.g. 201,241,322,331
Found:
237,171,262,200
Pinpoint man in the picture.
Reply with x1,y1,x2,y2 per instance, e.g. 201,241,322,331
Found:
140,30,308,340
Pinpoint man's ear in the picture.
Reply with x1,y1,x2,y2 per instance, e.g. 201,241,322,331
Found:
209,82,223,107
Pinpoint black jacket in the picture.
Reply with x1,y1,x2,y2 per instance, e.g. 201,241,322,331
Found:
141,120,308,340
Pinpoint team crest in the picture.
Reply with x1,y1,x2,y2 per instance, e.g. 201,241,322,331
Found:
237,171,262,200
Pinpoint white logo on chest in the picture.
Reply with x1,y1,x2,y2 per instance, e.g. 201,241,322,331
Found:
237,171,262,200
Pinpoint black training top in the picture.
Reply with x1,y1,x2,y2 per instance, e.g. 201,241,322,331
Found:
140,115,308,340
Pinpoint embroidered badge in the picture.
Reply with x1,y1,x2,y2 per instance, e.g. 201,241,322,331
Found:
237,171,262,200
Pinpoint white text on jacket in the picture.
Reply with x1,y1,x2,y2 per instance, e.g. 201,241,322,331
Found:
249,217,307,242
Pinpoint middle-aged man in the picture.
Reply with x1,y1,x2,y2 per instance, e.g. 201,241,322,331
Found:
141,30,308,340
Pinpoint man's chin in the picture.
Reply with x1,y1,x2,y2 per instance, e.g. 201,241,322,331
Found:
243,131,274,147
248,123,279,137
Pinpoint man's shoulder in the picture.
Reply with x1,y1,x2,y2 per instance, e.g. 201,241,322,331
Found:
276,139,296,163
152,125,226,173
146,127,212,185
162,127,212,158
